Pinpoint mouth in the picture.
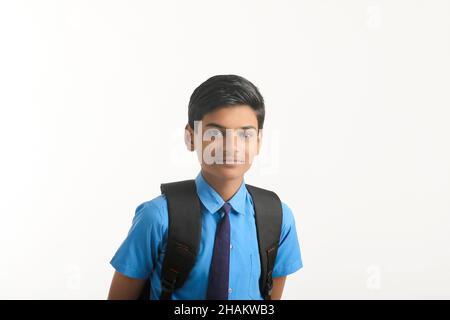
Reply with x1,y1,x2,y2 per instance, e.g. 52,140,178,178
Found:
222,159,245,165
220,161,244,167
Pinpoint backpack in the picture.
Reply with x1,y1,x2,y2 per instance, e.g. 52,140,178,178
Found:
139,179,283,300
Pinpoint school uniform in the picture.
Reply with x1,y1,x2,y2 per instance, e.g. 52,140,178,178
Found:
110,171,303,299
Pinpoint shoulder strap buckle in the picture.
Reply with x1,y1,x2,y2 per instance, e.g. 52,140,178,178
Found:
161,277,176,292
160,269,178,299
264,271,274,299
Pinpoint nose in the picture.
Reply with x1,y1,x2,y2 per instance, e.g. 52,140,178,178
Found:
222,132,245,162
222,130,240,151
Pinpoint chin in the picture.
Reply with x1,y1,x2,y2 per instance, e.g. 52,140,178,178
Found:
203,163,250,180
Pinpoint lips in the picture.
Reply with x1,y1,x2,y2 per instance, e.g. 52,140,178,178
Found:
223,159,244,164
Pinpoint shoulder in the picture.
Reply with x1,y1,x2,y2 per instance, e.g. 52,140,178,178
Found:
132,194,169,229
280,201,296,226
263,199,296,239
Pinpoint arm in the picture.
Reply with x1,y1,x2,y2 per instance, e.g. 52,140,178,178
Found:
107,271,147,300
270,202,303,300
271,276,287,300
109,200,166,300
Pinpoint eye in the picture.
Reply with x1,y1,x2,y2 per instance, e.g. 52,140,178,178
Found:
205,128,223,139
238,130,255,139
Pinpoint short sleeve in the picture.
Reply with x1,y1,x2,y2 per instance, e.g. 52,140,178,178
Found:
110,199,166,279
272,202,303,278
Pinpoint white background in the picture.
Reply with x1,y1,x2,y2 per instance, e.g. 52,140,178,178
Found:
0,0,449,299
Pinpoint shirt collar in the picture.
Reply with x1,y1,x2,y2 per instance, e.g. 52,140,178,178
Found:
194,170,248,215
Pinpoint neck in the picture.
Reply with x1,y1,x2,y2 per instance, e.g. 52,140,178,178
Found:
201,169,243,202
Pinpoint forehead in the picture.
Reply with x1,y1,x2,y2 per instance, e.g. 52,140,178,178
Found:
201,105,258,129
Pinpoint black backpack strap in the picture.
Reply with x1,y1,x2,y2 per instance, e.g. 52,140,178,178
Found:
158,179,202,300
246,184,283,300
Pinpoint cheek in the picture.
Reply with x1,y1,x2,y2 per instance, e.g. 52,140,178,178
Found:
243,139,259,157
196,139,225,163
204,139,223,153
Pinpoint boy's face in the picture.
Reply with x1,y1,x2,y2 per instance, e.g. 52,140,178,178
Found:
185,105,262,181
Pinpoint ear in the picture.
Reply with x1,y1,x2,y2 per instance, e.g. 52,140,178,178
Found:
184,124,195,151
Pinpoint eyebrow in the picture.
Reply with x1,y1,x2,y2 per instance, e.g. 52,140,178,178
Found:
204,122,258,131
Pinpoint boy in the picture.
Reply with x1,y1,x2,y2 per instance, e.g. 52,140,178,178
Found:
108,75,302,300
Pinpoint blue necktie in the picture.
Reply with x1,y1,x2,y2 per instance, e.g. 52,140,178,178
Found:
206,202,231,300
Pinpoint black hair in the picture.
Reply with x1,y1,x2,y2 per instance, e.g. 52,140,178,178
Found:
188,75,265,130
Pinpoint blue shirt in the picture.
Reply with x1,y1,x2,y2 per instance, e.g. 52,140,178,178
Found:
110,171,303,300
